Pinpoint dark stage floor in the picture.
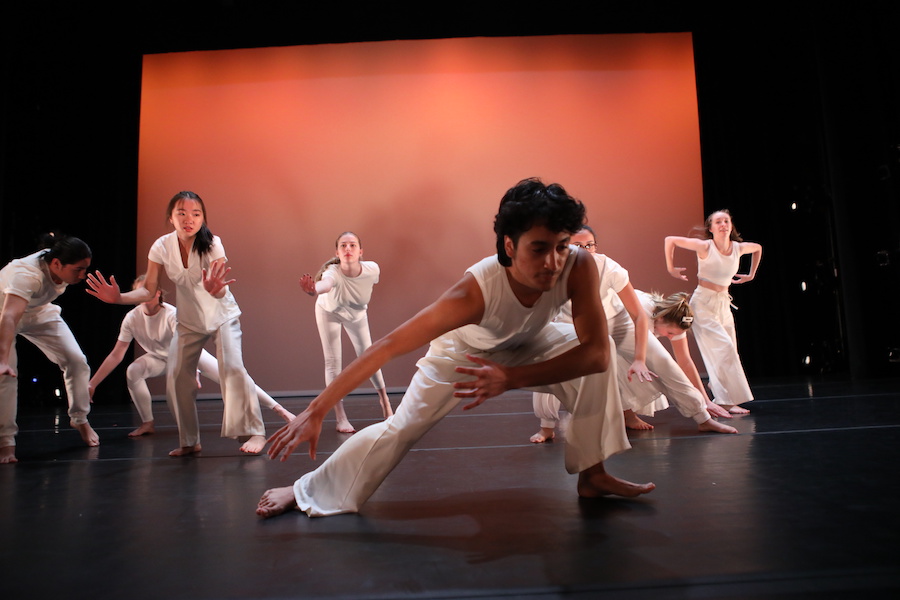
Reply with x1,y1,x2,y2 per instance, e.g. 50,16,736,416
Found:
3,378,899,599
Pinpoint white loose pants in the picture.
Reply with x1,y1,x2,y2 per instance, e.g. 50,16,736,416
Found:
166,318,265,448
126,348,279,424
689,286,753,406
294,322,629,517
0,303,91,447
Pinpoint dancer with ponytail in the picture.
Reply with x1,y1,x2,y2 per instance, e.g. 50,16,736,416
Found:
530,225,735,444
299,232,392,433
87,191,268,456
616,290,736,433
1,233,98,463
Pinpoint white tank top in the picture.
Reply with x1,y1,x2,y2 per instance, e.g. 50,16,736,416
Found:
697,239,741,287
450,251,575,353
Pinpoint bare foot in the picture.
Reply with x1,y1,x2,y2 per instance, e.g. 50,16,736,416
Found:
333,401,355,433
727,404,751,415
624,410,654,431
72,421,100,446
698,418,738,434
273,405,296,423
169,444,201,457
377,389,393,419
128,421,155,437
530,427,555,443
240,435,267,454
336,420,356,434
256,486,298,518
1,445,17,464
577,463,655,498
706,400,733,419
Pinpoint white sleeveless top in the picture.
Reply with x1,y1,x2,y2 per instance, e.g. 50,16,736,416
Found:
697,239,741,287
449,251,574,353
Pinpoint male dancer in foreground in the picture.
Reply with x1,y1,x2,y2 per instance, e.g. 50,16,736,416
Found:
258,178,654,518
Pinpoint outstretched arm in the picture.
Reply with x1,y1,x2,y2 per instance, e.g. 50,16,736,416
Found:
299,274,335,296
88,340,130,399
266,273,486,462
617,283,656,383
670,335,731,419
87,261,161,305
0,293,28,377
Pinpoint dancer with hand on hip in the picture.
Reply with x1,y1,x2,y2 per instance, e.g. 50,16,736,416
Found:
665,209,762,414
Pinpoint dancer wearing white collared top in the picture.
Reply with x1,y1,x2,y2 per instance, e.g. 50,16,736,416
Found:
87,191,267,456
665,209,762,414
299,232,392,433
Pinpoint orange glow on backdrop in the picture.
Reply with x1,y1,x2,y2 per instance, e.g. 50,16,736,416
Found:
139,33,702,395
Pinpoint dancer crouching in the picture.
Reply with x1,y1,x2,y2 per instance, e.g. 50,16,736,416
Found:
257,178,654,519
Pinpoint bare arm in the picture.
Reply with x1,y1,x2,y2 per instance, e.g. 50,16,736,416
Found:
87,260,161,305
670,336,710,402
266,272,487,462
0,294,28,377
665,236,707,281
88,340,131,398
453,250,611,409
733,242,763,284
617,283,656,383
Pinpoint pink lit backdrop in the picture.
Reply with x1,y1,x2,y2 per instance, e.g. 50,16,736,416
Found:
138,33,703,397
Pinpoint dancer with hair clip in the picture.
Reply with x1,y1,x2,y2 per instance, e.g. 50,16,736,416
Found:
257,178,653,520
665,209,762,414
299,232,392,433
89,274,294,438
87,191,268,456
1,233,98,463
616,290,737,433
530,225,734,444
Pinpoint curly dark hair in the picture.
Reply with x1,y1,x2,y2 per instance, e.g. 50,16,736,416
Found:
493,178,586,267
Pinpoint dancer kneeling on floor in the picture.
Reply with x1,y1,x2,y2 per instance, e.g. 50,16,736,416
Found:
257,177,654,519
